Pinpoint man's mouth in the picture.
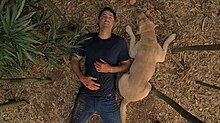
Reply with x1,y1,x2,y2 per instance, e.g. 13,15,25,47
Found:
104,21,110,24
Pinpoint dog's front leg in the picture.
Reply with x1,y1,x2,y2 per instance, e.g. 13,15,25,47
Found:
158,33,176,62
126,25,137,58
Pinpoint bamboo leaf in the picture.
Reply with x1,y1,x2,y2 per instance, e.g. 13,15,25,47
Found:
15,0,26,20
196,80,220,90
0,100,27,110
172,44,220,53
151,85,203,123
0,0,6,13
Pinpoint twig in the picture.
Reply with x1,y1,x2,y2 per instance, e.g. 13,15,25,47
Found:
201,16,208,32
170,54,185,70
0,100,28,110
196,80,220,90
0,77,52,83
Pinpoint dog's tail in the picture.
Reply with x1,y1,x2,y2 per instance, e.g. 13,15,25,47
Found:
120,99,130,123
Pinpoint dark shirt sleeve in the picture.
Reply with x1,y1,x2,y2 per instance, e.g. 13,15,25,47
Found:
77,41,86,56
118,38,130,62
76,33,94,56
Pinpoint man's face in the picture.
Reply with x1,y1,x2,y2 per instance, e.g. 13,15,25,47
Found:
98,10,115,30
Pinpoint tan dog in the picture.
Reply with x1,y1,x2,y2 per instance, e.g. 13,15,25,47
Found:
118,13,176,123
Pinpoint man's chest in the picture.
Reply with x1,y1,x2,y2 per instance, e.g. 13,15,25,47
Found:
85,41,120,65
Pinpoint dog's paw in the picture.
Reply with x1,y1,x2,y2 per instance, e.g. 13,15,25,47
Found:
165,33,176,44
126,25,133,33
169,33,177,41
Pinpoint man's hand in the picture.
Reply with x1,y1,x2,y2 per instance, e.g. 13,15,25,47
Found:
79,76,100,90
94,59,112,73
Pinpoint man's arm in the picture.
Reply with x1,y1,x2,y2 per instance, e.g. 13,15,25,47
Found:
94,59,131,73
70,55,84,79
70,55,100,90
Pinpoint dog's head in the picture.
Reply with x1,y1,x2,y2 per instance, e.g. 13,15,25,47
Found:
137,13,157,34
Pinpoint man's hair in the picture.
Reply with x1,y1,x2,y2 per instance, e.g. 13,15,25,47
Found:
98,7,116,21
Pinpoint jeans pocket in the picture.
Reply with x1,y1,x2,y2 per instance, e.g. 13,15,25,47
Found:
99,95,119,113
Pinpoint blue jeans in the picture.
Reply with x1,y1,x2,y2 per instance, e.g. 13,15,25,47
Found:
69,93,121,123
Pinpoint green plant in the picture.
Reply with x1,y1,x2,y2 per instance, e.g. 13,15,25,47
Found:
0,0,44,77
0,0,84,78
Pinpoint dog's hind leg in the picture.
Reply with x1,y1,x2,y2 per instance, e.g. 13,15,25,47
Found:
118,74,130,123
158,33,176,62
120,98,130,123
126,25,137,58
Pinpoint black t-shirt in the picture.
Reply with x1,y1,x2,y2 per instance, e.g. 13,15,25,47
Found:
77,33,129,96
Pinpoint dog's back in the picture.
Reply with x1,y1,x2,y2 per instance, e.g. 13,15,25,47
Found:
119,13,176,123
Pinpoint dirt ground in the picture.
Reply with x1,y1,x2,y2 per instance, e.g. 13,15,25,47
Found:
0,0,220,123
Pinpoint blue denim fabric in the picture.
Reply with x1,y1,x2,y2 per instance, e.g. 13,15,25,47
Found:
69,93,121,123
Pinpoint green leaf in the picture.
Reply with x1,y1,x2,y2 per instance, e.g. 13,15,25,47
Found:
26,49,45,56
42,0,68,22
15,0,26,20
18,36,41,44
14,19,31,28
11,5,18,25
4,48,16,58
22,24,36,32
0,14,9,35
17,49,23,65
16,12,36,23
3,56,17,65
6,7,10,26
23,49,35,63
0,0,6,13
30,30,47,41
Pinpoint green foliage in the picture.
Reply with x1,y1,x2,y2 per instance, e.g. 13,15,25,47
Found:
0,0,84,78
0,0,43,77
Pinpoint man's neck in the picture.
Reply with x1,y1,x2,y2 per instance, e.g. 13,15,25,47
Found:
98,28,112,39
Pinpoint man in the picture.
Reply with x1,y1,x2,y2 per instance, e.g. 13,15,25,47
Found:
69,7,131,123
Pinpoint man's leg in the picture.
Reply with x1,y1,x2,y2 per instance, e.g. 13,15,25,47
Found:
69,93,94,123
97,94,121,123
